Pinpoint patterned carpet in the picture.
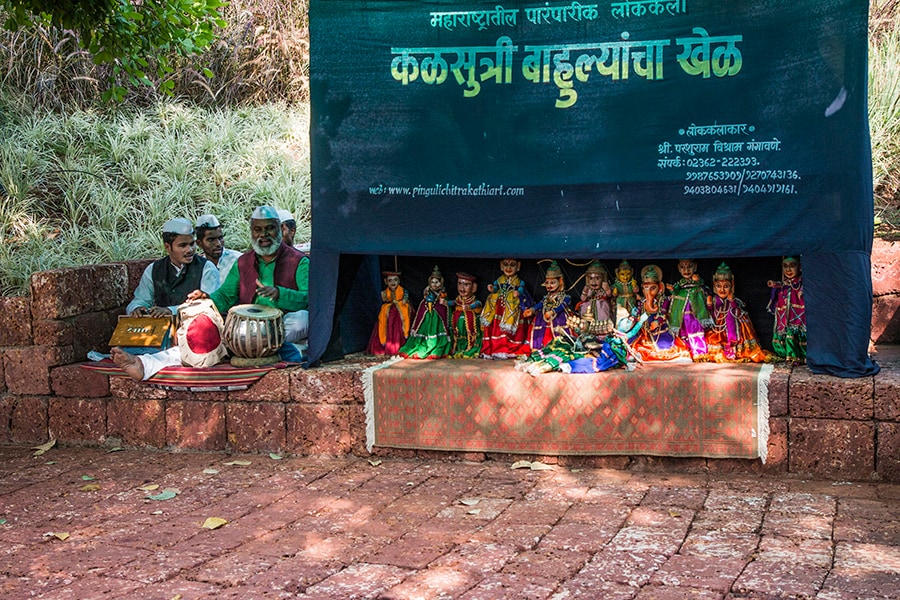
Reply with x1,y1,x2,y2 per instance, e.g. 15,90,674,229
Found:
365,358,771,461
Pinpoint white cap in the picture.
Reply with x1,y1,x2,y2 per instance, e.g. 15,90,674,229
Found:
195,214,221,228
251,205,280,221
277,209,295,223
162,218,194,235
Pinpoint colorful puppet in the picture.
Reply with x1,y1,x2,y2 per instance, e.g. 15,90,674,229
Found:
524,261,572,351
767,256,807,362
366,270,413,356
666,258,713,360
399,266,452,359
480,258,533,359
631,264,692,362
706,263,773,363
577,260,614,327
611,259,640,320
449,272,483,358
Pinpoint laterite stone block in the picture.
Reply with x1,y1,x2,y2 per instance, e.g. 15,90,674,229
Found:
109,377,167,400
72,312,115,357
166,400,226,451
4,346,76,395
871,295,900,344
10,396,49,444
871,239,900,297
107,397,165,448
874,366,900,422
876,422,900,483
0,394,12,441
767,365,790,417
33,319,74,346
291,367,364,404
49,397,107,443
226,402,286,453
285,403,352,456
790,418,875,481
118,259,154,298
228,369,291,402
31,264,128,320
789,366,874,420
51,364,109,397
0,296,32,346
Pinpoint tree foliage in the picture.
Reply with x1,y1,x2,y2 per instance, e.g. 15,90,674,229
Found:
1,0,227,102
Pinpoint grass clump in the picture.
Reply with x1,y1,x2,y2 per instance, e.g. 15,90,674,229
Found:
870,0,900,237
0,99,310,295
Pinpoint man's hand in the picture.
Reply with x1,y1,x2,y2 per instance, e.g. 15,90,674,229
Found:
147,306,173,319
129,306,149,317
255,279,280,301
187,289,209,301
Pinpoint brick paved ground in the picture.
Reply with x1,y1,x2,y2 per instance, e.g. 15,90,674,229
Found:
1,445,898,599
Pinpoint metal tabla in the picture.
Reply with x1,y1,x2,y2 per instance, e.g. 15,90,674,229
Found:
223,304,285,358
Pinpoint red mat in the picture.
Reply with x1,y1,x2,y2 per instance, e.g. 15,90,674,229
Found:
365,359,771,461
80,359,288,391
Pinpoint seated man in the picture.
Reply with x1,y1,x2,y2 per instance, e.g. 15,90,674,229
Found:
111,206,308,380
125,217,219,317
207,205,309,346
277,208,310,254
195,214,242,280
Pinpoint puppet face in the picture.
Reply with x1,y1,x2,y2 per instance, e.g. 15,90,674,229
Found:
457,278,475,297
678,260,696,279
586,272,604,290
385,275,400,291
713,279,733,299
500,259,520,277
642,281,660,299
543,276,562,293
782,258,800,280
617,267,633,283
428,275,443,291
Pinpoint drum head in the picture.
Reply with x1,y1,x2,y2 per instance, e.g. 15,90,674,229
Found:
229,304,283,319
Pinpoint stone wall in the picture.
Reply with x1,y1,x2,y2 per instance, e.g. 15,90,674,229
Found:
872,239,900,343
1,260,898,483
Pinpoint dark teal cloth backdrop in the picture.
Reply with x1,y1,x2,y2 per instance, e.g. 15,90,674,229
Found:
309,0,879,376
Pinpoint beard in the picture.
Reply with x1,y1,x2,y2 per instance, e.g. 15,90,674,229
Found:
251,229,283,257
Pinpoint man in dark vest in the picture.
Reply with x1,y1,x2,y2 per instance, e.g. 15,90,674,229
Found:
125,217,220,317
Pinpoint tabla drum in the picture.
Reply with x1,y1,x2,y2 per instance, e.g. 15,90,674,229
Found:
223,304,285,361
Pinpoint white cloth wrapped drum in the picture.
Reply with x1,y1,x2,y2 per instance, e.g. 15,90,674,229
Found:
223,304,285,359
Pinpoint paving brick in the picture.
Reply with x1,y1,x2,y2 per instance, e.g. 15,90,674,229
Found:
285,403,352,456
291,367,363,404
229,368,291,402
733,558,828,598
300,562,412,599
107,397,165,448
877,421,900,483
457,573,559,600
226,402,286,453
9,395,49,443
30,264,129,320
790,418,876,480
650,553,747,592
789,365,874,419
166,400,226,451
4,345,75,395
875,367,900,421
48,396,107,443
50,363,109,397
0,295,32,346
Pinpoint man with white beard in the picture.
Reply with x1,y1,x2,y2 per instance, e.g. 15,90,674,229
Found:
110,205,309,380
200,205,309,345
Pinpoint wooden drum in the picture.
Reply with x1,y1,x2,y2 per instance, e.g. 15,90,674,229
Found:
223,304,285,362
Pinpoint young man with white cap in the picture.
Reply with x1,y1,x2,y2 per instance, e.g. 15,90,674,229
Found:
277,208,311,254
125,217,219,317
195,214,242,280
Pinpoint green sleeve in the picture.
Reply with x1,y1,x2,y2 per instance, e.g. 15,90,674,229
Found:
275,256,309,312
211,260,241,313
